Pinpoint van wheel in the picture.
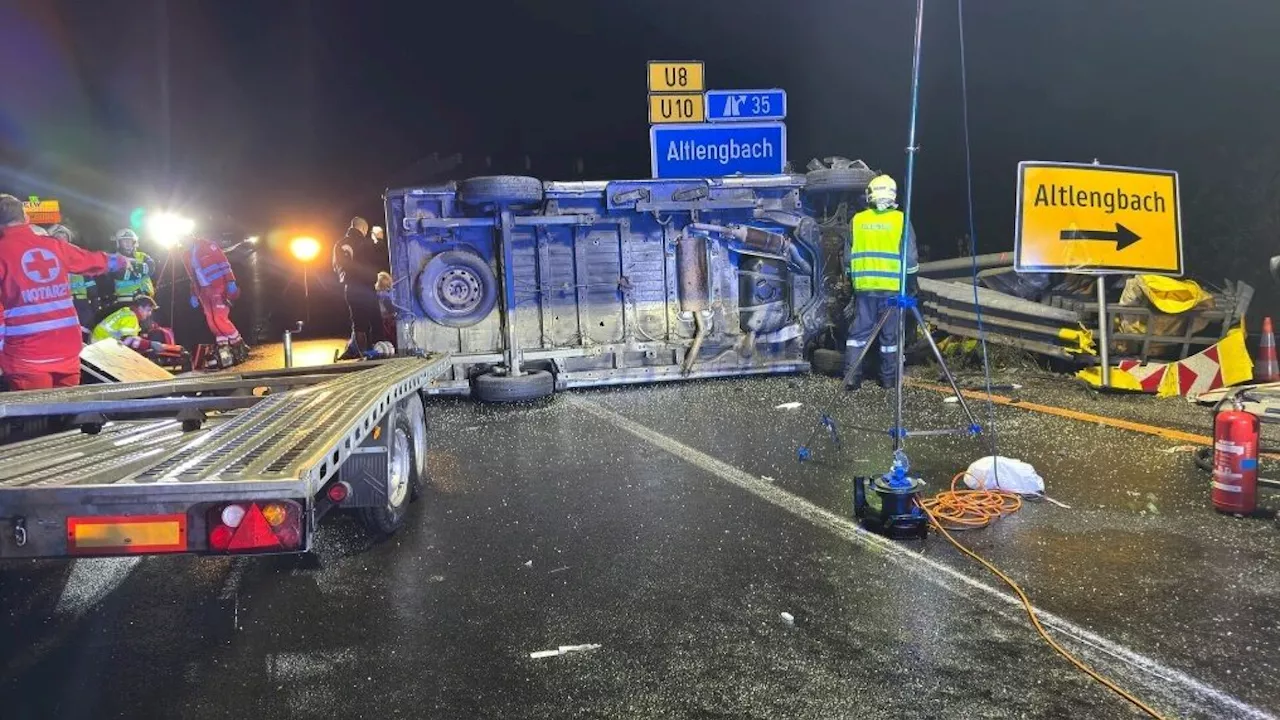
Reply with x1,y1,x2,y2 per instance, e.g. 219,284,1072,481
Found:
459,176,544,211
810,348,844,377
473,369,554,403
359,413,415,536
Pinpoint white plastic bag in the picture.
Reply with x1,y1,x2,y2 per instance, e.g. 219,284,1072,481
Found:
964,456,1044,495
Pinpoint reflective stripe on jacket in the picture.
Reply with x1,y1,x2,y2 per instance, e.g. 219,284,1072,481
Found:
850,208,905,292
70,273,93,300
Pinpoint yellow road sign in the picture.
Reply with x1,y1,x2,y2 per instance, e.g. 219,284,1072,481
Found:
648,61,704,93
648,92,705,124
1015,161,1182,275
22,197,61,224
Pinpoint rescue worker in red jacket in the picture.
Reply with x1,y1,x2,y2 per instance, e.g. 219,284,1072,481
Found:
0,194,132,390
180,234,248,362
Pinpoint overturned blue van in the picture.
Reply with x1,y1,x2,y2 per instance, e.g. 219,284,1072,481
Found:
384,168,867,401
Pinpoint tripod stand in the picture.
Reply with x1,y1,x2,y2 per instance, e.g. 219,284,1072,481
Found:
798,0,983,472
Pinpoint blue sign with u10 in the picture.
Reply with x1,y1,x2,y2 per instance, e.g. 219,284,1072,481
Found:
650,122,787,178
705,89,787,122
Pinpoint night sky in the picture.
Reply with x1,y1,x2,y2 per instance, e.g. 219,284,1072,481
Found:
2,0,1279,336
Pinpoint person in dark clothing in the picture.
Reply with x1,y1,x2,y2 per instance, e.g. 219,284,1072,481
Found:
333,216,385,360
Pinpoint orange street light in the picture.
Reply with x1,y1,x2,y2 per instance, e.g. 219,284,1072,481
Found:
290,236,321,262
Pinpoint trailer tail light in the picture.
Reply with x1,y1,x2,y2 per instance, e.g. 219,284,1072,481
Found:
326,481,351,504
207,500,302,553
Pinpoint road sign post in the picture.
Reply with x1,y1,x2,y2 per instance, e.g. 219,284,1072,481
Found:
1015,161,1183,387
650,122,786,179
705,89,787,122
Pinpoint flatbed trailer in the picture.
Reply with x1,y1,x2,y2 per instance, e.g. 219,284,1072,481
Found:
0,355,449,559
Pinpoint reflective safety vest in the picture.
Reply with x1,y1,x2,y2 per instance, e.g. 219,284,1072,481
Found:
849,208,905,292
91,306,142,343
69,273,93,300
113,250,155,303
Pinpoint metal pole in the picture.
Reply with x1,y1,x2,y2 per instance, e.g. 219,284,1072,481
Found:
283,329,294,368
499,210,522,376
893,0,926,452
1097,277,1111,388
303,264,310,324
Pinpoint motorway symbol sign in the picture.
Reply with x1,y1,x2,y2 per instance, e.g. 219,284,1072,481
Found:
649,93,705,124
705,89,787,122
648,61,705,93
650,122,786,179
1015,161,1182,275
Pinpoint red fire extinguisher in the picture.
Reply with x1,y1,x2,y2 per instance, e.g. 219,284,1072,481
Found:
1212,401,1259,515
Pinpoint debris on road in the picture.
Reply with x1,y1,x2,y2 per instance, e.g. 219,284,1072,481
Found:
775,401,803,410
780,612,796,627
529,644,601,659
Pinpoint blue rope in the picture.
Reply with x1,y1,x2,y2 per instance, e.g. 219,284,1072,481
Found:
958,0,1001,461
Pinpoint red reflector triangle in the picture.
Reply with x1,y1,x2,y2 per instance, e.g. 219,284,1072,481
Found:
227,504,283,551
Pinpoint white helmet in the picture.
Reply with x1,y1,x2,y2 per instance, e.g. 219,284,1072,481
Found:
47,224,73,243
865,174,898,211
114,228,139,250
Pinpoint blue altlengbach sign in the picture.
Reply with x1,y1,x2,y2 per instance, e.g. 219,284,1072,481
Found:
705,89,787,122
650,122,787,178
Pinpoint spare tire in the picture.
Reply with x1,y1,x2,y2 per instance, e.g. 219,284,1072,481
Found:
473,369,554,403
806,166,877,194
417,250,499,328
459,175,544,211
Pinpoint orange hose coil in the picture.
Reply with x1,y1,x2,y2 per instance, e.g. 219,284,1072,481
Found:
916,473,1167,719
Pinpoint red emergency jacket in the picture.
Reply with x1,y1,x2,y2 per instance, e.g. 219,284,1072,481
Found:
181,237,236,295
0,223,115,375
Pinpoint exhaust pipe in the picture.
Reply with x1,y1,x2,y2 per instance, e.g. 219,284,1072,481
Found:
677,234,711,373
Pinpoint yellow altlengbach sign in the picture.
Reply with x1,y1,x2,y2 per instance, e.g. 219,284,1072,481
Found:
648,92,705,123
647,61,705,93
1014,162,1182,276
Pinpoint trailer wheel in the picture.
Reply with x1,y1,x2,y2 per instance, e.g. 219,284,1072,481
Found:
417,250,498,328
400,394,429,499
810,348,844,377
458,175,544,211
359,414,415,536
473,369,554,403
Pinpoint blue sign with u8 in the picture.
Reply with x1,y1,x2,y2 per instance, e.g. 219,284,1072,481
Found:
705,89,787,122
650,122,787,178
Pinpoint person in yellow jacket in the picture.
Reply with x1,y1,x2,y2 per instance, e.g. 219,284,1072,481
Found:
844,174,918,390
109,228,157,306
91,295,184,361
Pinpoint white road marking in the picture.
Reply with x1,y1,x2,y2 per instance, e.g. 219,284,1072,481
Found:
570,396,1276,720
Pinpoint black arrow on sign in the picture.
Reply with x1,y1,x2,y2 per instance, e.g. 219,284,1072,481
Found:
1059,223,1142,251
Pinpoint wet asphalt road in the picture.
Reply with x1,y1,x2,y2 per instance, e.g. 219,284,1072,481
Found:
1,371,1278,719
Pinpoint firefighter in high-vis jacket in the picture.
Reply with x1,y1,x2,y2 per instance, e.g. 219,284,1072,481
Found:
109,228,157,306
844,174,918,390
